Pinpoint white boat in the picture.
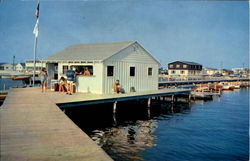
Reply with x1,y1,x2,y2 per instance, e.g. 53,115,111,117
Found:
192,87,213,100
220,82,234,90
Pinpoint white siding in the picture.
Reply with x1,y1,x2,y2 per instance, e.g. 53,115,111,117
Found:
103,44,159,94
76,63,103,94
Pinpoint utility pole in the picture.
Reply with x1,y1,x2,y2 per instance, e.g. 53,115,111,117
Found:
13,56,15,71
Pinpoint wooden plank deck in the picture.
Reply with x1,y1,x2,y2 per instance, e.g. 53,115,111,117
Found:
0,88,113,161
159,78,249,86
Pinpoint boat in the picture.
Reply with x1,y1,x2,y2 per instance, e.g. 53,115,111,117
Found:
192,92,213,100
230,82,241,89
220,82,234,90
191,87,214,100
12,75,32,80
1,75,12,79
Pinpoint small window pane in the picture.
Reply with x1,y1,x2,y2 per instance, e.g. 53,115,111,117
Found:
130,67,135,76
148,68,152,76
107,66,114,76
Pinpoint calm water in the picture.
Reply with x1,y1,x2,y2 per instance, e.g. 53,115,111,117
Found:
0,78,25,90
65,89,249,161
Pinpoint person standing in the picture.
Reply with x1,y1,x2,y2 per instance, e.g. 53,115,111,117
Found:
66,66,76,95
39,68,48,92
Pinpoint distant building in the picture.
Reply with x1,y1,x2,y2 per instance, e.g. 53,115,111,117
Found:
43,41,160,94
15,63,25,72
232,68,249,76
0,63,14,71
168,61,202,76
202,67,218,76
219,69,233,76
25,60,46,73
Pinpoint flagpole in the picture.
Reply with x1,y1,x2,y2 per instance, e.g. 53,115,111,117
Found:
32,0,39,87
32,33,38,87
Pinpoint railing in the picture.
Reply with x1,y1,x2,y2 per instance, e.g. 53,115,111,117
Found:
159,76,249,83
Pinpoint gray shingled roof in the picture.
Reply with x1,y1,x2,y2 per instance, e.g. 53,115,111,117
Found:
43,41,136,62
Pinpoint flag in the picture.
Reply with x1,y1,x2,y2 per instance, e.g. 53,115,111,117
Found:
35,3,39,19
33,19,39,38
33,1,39,37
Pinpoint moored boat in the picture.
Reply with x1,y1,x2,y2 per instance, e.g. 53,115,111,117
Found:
12,75,32,80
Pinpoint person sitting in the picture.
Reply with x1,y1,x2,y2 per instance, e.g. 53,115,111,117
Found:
83,68,91,76
113,80,122,94
59,77,67,93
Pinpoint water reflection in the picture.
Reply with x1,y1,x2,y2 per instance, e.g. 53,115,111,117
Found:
63,99,199,161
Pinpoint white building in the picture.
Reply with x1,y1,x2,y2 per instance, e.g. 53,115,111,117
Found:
15,63,25,72
43,41,160,94
0,63,14,71
202,67,218,76
25,60,46,73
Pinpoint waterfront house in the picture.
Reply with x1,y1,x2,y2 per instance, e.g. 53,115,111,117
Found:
0,63,14,71
25,60,46,73
43,41,160,94
168,61,202,77
15,63,26,72
202,67,218,76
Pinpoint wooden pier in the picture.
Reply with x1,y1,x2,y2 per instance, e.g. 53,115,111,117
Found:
0,88,113,161
159,78,249,86
0,87,191,161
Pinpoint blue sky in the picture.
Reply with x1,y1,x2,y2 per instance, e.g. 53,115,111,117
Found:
0,0,249,69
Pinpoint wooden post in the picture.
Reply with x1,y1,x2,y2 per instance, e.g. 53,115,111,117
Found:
113,101,117,125
171,95,174,103
188,94,191,102
113,101,117,114
147,98,151,108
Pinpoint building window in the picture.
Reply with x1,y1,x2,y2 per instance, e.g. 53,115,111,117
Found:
176,64,180,68
107,66,114,76
130,67,135,76
181,71,185,74
74,65,93,75
148,67,152,76
183,65,187,68
63,65,68,74
169,64,174,68
171,70,175,74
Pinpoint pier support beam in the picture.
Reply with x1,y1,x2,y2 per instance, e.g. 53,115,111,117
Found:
113,101,117,114
147,98,151,108
171,95,174,103
188,94,191,102
147,98,151,118
113,101,117,125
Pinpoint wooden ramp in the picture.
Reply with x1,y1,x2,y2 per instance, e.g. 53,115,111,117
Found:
0,88,113,161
